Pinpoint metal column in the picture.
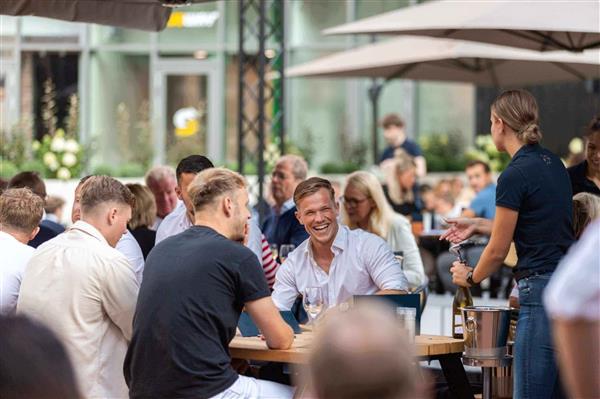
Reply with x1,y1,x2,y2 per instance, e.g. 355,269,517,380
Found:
238,0,285,208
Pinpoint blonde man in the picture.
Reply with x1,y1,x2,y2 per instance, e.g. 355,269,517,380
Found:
341,171,425,288
0,188,43,315
126,168,294,399
17,176,139,399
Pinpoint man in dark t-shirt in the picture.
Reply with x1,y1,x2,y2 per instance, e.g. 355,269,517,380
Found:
124,168,294,399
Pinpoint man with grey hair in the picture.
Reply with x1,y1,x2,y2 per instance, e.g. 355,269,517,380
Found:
145,165,179,230
262,154,309,249
0,188,43,315
306,304,422,399
18,176,139,399
126,167,294,399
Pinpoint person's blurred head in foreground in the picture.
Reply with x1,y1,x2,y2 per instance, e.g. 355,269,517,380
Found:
572,192,600,239
145,165,178,219
0,315,80,399
306,304,423,399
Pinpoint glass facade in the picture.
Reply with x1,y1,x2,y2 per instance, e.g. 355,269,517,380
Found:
0,0,475,173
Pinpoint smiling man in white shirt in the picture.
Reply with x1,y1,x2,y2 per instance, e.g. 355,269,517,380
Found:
0,188,43,315
272,177,409,310
17,176,139,399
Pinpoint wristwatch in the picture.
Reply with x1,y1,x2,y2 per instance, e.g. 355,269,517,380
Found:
466,271,476,286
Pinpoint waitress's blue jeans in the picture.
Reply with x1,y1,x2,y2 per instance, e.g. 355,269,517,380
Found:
514,273,565,399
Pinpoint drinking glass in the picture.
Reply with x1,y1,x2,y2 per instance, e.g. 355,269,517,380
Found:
396,307,416,343
269,243,279,262
302,287,324,324
279,244,295,262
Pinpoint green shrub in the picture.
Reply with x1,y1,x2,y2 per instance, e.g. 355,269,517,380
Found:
320,162,361,174
0,160,18,179
92,164,115,176
419,132,467,172
116,163,146,177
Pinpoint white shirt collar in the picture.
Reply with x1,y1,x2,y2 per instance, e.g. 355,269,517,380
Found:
0,230,20,243
70,220,110,246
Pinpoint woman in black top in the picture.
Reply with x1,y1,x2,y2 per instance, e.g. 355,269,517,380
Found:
567,116,600,196
450,90,573,399
126,184,157,260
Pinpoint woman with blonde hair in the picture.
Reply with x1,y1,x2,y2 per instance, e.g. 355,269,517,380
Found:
126,183,157,260
449,89,573,399
341,171,425,288
572,192,600,239
382,153,423,221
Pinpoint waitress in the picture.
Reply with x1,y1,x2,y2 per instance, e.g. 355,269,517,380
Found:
450,90,573,399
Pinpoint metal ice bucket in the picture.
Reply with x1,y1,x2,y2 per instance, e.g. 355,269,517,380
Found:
461,306,512,359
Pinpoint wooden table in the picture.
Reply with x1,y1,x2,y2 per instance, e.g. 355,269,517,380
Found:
230,333,463,364
230,333,474,399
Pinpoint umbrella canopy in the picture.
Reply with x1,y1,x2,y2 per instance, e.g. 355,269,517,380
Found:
0,0,174,31
286,36,600,86
323,0,600,52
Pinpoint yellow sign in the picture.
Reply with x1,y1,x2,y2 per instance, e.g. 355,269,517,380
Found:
173,107,200,137
167,11,220,29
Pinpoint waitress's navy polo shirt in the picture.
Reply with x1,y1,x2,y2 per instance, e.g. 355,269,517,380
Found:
496,144,574,279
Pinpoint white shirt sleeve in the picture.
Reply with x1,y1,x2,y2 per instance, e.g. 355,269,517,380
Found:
272,259,300,311
544,220,600,321
116,230,145,283
387,215,426,288
246,217,263,263
100,256,140,341
363,234,409,292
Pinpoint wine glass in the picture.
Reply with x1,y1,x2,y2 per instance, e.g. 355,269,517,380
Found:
302,287,324,324
269,243,279,262
279,244,295,262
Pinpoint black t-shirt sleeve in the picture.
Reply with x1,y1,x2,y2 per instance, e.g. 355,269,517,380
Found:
238,252,271,303
496,165,527,211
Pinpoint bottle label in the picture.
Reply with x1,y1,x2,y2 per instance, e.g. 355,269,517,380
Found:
454,314,463,334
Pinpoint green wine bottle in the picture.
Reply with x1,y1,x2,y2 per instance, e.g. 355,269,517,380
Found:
452,286,473,339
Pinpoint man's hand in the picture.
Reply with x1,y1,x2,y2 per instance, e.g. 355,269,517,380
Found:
450,261,473,288
440,217,478,243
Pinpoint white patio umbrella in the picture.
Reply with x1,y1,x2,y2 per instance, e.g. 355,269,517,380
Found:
323,0,600,52
287,36,600,85
0,0,193,31
286,36,600,161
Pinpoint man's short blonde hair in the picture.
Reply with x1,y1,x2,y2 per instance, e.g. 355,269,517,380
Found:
80,176,134,214
188,168,247,212
0,188,44,234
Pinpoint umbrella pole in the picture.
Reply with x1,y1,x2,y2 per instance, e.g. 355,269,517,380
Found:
368,81,384,164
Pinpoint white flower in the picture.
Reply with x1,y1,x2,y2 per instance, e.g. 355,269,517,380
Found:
50,136,66,152
57,167,71,180
48,159,59,171
32,141,41,151
65,139,80,153
62,152,77,167
43,152,57,166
